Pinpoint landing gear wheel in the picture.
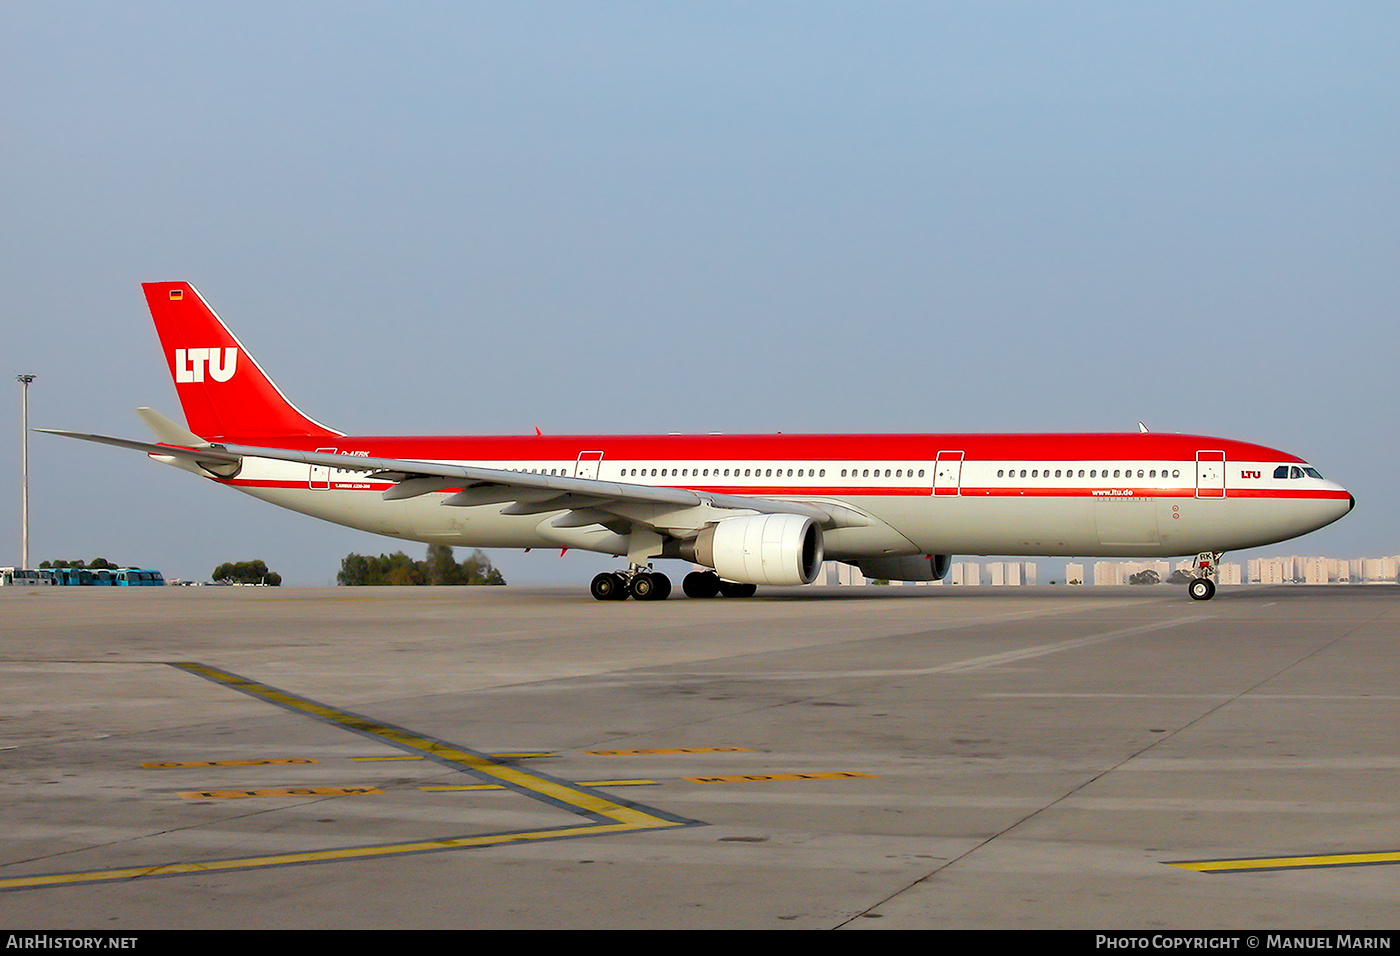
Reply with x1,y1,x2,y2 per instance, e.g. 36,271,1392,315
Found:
718,581,758,599
629,572,671,601
1188,577,1216,601
590,572,629,601
683,570,722,599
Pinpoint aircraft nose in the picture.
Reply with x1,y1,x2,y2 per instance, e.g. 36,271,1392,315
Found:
1349,493,1356,513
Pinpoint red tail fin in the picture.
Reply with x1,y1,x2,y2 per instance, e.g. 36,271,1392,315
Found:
143,282,341,442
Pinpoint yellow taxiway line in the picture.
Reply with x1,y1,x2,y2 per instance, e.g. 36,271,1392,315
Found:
0,662,700,892
1168,850,1400,873
0,823,649,892
170,662,685,830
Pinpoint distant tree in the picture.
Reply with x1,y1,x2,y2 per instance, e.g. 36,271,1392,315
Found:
457,549,507,586
213,559,282,586
338,546,504,586
1167,569,1194,584
40,557,121,569
339,551,424,586
425,544,461,585
336,553,372,587
1127,569,1161,585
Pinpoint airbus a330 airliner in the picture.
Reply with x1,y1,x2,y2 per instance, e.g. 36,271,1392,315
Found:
43,282,1354,601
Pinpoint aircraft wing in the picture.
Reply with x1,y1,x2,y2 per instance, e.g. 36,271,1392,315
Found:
37,428,870,541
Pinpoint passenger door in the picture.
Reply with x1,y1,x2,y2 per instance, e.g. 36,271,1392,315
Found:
933,450,964,496
574,450,605,480
1195,450,1226,499
309,446,337,490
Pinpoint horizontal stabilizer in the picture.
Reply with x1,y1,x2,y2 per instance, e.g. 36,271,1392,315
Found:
36,427,245,479
136,407,206,446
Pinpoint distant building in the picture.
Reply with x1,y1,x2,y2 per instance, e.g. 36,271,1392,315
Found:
1362,556,1399,583
988,561,1020,586
813,554,1391,589
1093,561,1169,585
837,562,865,587
951,562,981,586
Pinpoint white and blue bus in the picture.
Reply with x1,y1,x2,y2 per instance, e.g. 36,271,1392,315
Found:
0,568,54,586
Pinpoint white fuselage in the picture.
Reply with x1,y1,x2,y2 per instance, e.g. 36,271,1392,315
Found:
201,436,1353,562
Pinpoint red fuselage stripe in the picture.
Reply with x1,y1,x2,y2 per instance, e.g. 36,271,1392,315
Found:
225,477,1348,501
240,432,1307,464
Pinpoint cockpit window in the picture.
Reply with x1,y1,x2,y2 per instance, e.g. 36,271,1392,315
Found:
1275,464,1326,480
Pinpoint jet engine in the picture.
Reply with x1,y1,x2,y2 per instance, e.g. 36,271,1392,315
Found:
688,514,824,586
850,554,952,582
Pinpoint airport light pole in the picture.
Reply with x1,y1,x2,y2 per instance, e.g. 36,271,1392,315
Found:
17,374,35,569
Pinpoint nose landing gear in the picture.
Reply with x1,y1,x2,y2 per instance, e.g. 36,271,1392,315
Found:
1188,552,1222,601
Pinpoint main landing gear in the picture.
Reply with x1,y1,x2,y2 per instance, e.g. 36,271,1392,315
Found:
1188,551,1222,601
588,567,758,601
682,569,756,599
590,566,671,601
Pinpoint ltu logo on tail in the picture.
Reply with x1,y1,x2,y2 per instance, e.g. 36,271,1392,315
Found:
175,348,238,383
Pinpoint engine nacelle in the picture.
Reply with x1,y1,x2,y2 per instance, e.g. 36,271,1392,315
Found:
691,514,825,586
850,554,952,582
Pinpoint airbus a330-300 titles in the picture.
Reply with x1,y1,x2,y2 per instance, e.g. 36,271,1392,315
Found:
43,282,1354,601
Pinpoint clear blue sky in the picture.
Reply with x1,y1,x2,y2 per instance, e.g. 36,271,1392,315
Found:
3,2,1396,584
